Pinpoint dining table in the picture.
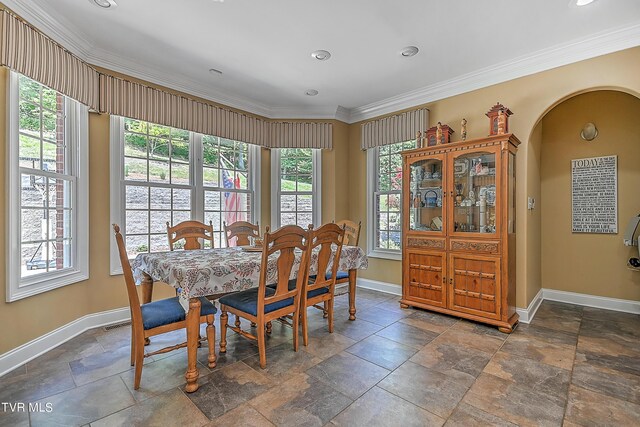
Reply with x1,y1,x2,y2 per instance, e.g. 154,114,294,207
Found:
131,245,368,392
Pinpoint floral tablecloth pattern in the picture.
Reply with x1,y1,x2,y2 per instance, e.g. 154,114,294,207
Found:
131,246,368,311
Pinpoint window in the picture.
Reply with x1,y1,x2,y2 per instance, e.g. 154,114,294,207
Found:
7,72,89,301
120,119,193,256
110,116,260,273
271,148,321,228
202,135,252,246
367,140,415,260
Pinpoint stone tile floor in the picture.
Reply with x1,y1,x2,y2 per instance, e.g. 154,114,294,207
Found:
1,288,639,426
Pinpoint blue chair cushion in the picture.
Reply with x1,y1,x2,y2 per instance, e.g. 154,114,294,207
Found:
298,276,331,300
325,271,349,281
307,286,330,299
219,287,294,317
141,296,217,330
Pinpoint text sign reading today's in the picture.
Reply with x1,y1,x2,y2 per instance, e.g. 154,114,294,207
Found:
571,155,617,234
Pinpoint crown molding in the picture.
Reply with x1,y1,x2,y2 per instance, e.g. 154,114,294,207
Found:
348,22,640,123
267,105,349,121
335,106,352,123
4,0,640,125
89,48,352,122
85,47,275,118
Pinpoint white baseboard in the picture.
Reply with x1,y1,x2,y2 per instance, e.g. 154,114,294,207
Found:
516,288,544,324
2,285,637,378
355,278,639,323
0,307,130,377
357,278,401,296
543,289,640,315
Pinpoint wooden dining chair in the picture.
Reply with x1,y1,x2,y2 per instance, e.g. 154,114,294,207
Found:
329,219,361,284
167,220,214,250
335,220,361,247
113,224,218,390
300,223,345,346
223,220,260,247
218,225,310,368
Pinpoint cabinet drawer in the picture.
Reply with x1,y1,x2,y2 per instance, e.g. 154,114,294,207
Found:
450,239,500,255
406,237,446,250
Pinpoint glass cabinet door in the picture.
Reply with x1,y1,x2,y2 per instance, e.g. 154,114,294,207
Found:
408,157,444,233
451,150,498,235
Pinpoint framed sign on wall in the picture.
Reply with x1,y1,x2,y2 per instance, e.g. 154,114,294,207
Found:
571,155,617,234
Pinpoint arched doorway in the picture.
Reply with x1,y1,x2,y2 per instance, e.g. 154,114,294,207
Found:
532,90,640,302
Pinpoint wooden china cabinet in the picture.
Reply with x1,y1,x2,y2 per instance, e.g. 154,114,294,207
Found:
400,133,520,333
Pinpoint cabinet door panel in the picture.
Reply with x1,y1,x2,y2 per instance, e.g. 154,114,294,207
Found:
448,146,501,236
449,254,500,319
406,251,446,307
406,154,446,235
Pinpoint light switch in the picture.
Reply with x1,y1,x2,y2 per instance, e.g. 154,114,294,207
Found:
527,197,535,210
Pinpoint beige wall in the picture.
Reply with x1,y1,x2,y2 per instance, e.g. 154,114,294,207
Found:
525,122,543,305
541,91,640,300
2,44,640,355
0,60,347,353
0,67,179,354
350,47,640,309
321,121,351,224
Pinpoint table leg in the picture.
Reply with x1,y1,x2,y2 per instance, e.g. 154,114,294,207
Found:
141,273,154,345
348,269,357,321
184,297,201,393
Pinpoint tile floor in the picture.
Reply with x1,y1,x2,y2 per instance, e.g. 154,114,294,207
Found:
1,288,639,426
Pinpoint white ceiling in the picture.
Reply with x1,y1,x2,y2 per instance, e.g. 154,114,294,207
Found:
5,0,640,122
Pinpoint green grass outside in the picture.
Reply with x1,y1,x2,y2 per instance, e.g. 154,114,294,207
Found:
21,136,312,191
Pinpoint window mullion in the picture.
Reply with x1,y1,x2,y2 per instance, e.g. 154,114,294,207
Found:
191,132,203,222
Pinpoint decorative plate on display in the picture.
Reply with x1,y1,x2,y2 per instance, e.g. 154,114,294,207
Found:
454,159,469,176
241,246,263,252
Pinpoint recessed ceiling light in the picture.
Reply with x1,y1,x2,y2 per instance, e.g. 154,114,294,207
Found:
89,0,117,9
400,46,419,57
311,50,331,61
209,68,223,75
305,89,319,96
576,0,596,5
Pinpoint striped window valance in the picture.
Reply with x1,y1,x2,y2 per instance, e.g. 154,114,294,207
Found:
99,74,331,149
0,10,99,109
361,108,429,150
0,8,333,149
99,74,272,147
269,122,332,149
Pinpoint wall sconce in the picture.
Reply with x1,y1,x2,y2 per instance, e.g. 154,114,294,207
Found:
580,122,598,141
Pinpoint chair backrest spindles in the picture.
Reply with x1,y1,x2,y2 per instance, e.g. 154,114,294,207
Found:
112,224,143,331
257,225,310,313
334,220,361,246
167,220,214,251
224,221,260,247
308,223,346,293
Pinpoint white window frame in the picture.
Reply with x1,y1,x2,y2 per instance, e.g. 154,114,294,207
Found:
270,148,321,229
366,143,414,261
109,116,261,274
6,71,89,302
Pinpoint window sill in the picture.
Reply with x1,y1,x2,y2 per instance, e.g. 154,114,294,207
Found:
367,249,402,261
7,270,89,302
